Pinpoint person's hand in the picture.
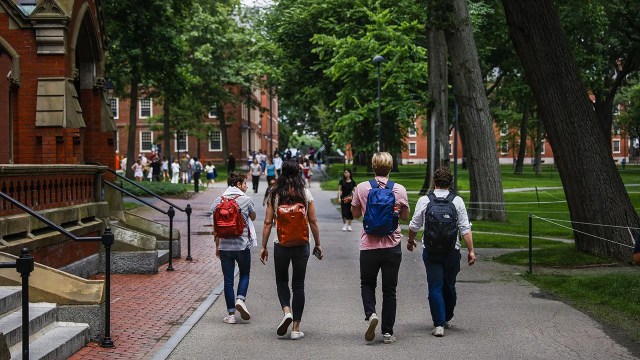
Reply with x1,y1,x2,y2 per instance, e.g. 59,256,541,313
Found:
407,240,417,252
467,250,476,266
215,248,220,259
260,247,269,264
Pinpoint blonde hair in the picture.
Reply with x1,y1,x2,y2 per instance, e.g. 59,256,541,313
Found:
372,152,393,176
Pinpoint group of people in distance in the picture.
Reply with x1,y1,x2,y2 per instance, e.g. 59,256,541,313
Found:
211,152,475,343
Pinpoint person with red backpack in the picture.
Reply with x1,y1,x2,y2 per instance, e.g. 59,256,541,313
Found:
260,160,323,340
351,152,410,344
212,172,257,325
407,166,476,338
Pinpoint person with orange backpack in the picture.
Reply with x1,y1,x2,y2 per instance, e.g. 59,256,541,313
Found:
260,160,323,340
212,171,256,325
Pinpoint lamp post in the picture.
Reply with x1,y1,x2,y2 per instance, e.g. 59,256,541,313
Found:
372,55,385,152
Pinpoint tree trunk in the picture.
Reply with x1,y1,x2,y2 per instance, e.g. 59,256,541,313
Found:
163,101,171,162
126,80,140,179
502,0,640,260
445,0,506,221
514,102,529,174
533,116,543,175
423,23,449,193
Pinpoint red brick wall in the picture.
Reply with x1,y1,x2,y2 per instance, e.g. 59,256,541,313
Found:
0,54,10,163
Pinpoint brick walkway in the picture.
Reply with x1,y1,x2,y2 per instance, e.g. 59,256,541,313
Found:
70,186,223,360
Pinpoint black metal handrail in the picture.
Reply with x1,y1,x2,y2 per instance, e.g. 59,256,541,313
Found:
0,191,115,350
0,248,34,360
104,181,177,271
98,165,193,261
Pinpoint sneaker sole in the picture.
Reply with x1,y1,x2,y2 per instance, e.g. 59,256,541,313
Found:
365,317,378,342
277,316,293,336
235,303,251,320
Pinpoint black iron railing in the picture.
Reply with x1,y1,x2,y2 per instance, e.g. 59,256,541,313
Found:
0,248,34,359
100,166,193,262
0,191,115,351
104,181,178,271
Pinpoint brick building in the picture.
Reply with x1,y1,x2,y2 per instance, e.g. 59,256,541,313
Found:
113,86,279,169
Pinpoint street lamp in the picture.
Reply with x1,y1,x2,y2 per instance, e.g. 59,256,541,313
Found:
372,55,385,152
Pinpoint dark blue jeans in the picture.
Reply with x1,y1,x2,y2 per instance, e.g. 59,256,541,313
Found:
360,244,402,335
219,248,251,313
274,243,310,321
422,248,461,327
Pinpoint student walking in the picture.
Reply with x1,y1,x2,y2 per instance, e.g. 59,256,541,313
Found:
250,159,262,194
205,161,217,188
260,160,323,340
350,152,410,344
132,159,144,182
170,159,180,184
407,166,476,337
264,158,276,184
338,169,355,231
212,172,257,325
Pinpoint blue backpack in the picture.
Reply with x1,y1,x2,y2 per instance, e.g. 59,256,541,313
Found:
363,179,398,236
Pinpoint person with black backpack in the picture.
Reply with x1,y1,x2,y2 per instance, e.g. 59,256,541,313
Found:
351,152,410,344
212,172,257,325
407,166,476,338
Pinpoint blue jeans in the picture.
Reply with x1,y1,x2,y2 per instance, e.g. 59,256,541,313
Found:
219,248,251,313
422,248,461,327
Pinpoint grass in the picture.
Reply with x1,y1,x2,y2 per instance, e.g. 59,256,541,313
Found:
495,244,614,266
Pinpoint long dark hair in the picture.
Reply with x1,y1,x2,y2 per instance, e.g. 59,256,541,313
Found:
270,160,306,205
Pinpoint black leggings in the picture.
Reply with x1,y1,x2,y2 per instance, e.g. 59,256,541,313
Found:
274,243,310,321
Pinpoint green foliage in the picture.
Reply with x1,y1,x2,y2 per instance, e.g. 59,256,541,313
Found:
121,182,190,197
616,78,640,140
495,245,613,266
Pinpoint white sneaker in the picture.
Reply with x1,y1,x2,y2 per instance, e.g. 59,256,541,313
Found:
277,312,293,336
347,226,352,232
432,326,444,337
444,321,452,329
382,333,396,344
365,313,379,342
342,224,348,231
235,299,251,320
223,314,237,324
290,331,305,340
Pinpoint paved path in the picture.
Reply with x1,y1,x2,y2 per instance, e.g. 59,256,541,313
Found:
162,183,637,360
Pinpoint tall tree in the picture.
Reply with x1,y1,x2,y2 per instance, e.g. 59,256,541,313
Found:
502,0,640,260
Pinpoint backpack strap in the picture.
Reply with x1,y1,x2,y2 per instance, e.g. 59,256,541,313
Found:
386,180,395,190
445,192,457,202
369,179,394,189
368,179,378,189
427,191,436,202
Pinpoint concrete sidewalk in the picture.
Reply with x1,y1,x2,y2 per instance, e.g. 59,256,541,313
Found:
162,183,636,359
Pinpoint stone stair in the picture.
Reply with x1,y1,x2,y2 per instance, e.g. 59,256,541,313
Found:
0,287,88,360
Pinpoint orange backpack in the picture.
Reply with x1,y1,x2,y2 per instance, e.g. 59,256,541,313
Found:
214,195,245,238
276,202,309,247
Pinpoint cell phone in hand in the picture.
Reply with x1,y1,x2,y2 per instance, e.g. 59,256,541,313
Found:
313,247,322,260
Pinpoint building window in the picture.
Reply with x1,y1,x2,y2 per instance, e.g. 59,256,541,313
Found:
208,106,218,118
500,125,508,136
409,142,417,156
501,140,508,155
114,131,119,153
540,139,546,155
449,141,453,155
139,98,152,118
613,139,621,153
110,98,119,119
175,131,188,152
209,130,222,151
408,127,417,137
140,131,153,152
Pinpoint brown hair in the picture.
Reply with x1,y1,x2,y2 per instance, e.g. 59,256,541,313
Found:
433,166,453,188
227,172,246,187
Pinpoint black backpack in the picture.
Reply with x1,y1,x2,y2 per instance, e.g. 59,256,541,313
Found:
423,191,458,253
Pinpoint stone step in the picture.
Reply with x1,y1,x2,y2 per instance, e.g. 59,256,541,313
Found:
157,239,181,258
0,303,57,348
158,249,170,265
0,287,21,315
10,322,89,360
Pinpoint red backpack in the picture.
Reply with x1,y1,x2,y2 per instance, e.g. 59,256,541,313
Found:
214,195,245,238
276,202,309,247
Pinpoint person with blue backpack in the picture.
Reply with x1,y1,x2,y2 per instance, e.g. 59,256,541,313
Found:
407,166,476,338
351,152,410,344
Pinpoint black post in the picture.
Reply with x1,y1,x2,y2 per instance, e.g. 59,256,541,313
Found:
100,228,115,348
528,213,533,274
167,206,175,271
185,204,193,261
453,100,459,192
16,248,34,360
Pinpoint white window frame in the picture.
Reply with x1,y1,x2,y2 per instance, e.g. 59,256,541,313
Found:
175,131,189,152
110,98,119,120
409,141,417,156
140,131,153,153
500,125,508,136
449,141,453,155
613,139,621,154
500,140,508,155
540,139,546,155
114,131,119,153
139,98,153,118
208,130,222,151
408,126,417,138
208,106,218,118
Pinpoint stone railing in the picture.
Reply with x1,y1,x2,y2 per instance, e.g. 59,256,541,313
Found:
0,165,106,216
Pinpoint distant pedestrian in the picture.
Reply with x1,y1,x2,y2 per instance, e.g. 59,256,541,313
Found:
250,159,261,194
151,158,162,182
350,152,410,344
170,159,180,184
212,172,257,324
265,158,276,184
205,161,217,188
260,160,323,340
407,166,476,338
132,160,144,182
188,155,195,183
338,169,355,231
162,157,170,182
273,152,283,178
180,153,189,184
621,157,627,170
193,157,203,193
227,153,236,173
